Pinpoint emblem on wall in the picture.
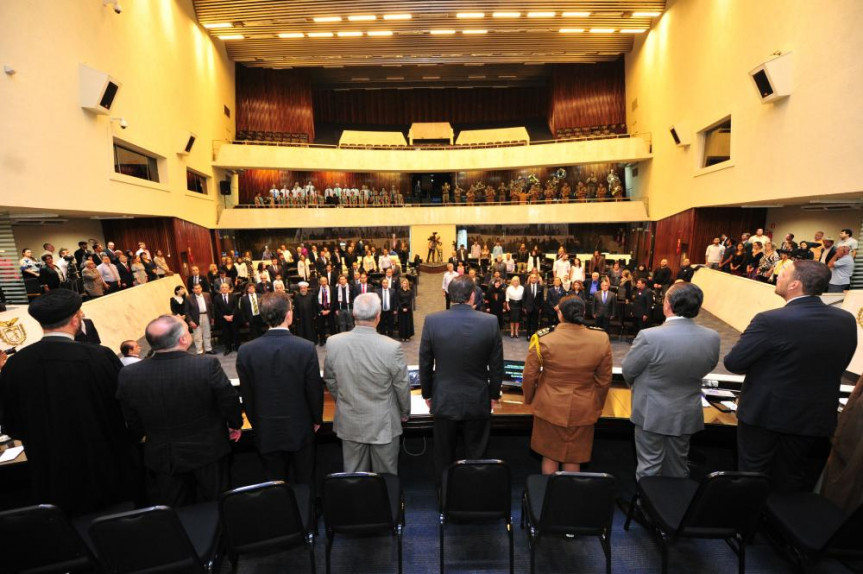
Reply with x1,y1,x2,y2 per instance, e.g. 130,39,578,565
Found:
857,308,863,330
0,317,27,347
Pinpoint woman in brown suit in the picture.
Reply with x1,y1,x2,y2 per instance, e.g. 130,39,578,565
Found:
523,295,613,474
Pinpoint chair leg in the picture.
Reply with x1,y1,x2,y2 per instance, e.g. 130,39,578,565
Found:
439,518,445,574
507,519,514,574
396,525,403,574
601,531,612,574
623,492,639,531
308,533,316,574
325,531,334,574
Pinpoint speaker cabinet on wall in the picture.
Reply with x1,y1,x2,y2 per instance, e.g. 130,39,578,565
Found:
749,52,792,103
219,180,232,195
669,123,691,147
178,132,197,155
79,64,121,115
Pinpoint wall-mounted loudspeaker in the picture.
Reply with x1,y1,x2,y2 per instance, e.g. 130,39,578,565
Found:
669,123,691,147
178,132,197,155
79,64,121,115
749,52,792,103
219,180,232,195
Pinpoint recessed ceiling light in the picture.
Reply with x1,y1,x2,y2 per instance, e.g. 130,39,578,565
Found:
386,76,404,80
527,12,556,18
498,75,517,79
632,11,661,17
590,28,616,33
204,23,232,29
313,16,342,23
348,15,376,21
559,28,585,33
562,12,591,17
430,30,456,35
367,30,394,37
383,14,412,20
278,32,304,38
468,75,486,79
457,12,485,19
308,32,334,38
492,12,521,18
217,34,244,40
463,29,488,34
423,76,441,80
337,31,363,37
351,77,370,81
621,29,647,33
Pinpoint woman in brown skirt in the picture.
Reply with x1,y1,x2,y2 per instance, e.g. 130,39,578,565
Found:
522,295,613,474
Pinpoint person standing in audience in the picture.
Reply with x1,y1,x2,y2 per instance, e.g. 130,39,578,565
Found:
652,258,673,293
724,260,856,493
827,245,854,292
119,340,142,366
441,261,459,309
293,281,317,344
170,285,188,319
214,282,240,355
631,278,653,336
333,274,354,333
588,250,606,275
505,275,524,339
98,255,121,292
705,237,725,269
239,281,265,340
756,243,778,282
523,295,612,474
377,277,397,337
592,279,617,333
186,283,215,355
545,276,567,327
751,228,769,248
0,290,135,515
324,294,411,474
130,254,147,286
237,293,324,485
118,315,242,507
206,263,220,293
818,237,837,265
486,272,507,328
153,249,171,278
420,275,504,484
622,283,720,480
746,242,764,279
112,254,131,290
770,249,793,284
728,243,747,276
523,272,544,340
552,252,571,289
81,259,106,298
39,253,63,292
316,276,335,346
675,258,695,282
397,277,415,342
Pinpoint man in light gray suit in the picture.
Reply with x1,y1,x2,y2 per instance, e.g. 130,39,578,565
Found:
324,293,411,474
622,282,720,480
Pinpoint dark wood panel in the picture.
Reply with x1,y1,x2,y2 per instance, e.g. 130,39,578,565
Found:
651,209,695,272
236,66,315,141
172,218,216,277
548,60,626,134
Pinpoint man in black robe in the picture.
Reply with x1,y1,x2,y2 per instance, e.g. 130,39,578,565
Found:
292,281,318,344
0,289,136,515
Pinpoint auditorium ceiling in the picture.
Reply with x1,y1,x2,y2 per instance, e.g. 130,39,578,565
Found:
193,1,666,79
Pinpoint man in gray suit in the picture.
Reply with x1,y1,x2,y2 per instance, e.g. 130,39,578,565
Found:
622,282,720,480
323,293,411,474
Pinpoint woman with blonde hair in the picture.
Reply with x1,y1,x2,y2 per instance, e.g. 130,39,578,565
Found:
505,275,525,338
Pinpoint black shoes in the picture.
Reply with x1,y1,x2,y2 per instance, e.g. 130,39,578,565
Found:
205,350,216,355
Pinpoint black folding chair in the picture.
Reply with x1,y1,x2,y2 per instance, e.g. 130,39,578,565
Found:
440,460,513,574
764,493,863,572
322,472,404,574
0,504,97,573
624,471,769,574
522,472,615,574
220,481,315,573
89,502,221,573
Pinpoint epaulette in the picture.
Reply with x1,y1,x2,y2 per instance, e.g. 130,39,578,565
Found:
528,327,554,368
588,325,605,331
535,326,554,337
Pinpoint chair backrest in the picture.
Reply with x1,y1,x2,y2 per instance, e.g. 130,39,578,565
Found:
323,472,394,535
444,460,511,521
89,506,205,573
679,471,770,538
220,481,309,555
0,504,94,573
825,502,863,555
540,472,616,535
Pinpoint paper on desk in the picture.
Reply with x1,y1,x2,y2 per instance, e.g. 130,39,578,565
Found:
701,396,710,408
720,401,738,412
703,389,736,398
840,385,854,394
0,446,24,463
411,395,431,416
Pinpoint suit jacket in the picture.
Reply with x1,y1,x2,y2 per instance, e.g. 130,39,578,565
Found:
622,318,721,435
545,285,566,315
185,292,213,327
267,264,284,281
186,274,210,293
238,292,263,324
117,351,242,474
457,248,469,263
317,285,333,313
592,290,617,318
323,326,411,444
523,323,613,427
74,318,102,344
419,304,504,419
325,269,339,289
257,281,274,294
352,281,373,299
523,282,544,313
213,292,238,323
652,267,673,288
724,296,857,436
632,287,654,317
236,329,324,453
588,255,606,275
116,261,135,289
378,287,397,312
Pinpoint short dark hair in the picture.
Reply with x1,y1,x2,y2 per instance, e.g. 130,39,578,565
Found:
260,292,292,328
448,275,475,304
841,228,853,236
558,295,586,324
120,340,137,356
792,260,831,296
41,254,53,262
145,315,185,351
174,285,185,295
665,283,704,318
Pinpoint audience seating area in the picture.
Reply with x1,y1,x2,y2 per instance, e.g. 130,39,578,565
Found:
235,130,310,145
556,124,628,140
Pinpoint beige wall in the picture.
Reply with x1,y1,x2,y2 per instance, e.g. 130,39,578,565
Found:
626,0,863,219
765,206,861,246
0,0,234,228
12,219,105,256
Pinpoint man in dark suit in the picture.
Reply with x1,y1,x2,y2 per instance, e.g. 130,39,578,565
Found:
631,278,654,335
117,315,242,507
316,276,335,346
186,265,210,293
257,273,274,294
324,264,339,291
74,316,102,344
238,282,265,340
333,274,354,333
523,272,544,339
377,277,397,337
267,258,284,284
468,268,485,312
545,276,566,327
0,290,135,516
420,275,504,484
592,280,617,333
214,282,240,355
236,292,324,485
116,254,135,290
652,258,673,296
352,272,373,298
724,260,856,492
456,244,469,265
675,258,695,282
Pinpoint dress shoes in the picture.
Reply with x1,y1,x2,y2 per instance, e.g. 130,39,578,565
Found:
205,350,216,355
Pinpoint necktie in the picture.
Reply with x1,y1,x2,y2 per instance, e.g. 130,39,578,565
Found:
194,276,199,284
251,294,258,315
384,290,389,311
224,294,228,305
603,292,607,304
323,289,328,306
362,284,366,294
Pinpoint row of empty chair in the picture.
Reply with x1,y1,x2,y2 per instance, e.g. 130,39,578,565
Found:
235,130,310,144
556,123,628,139
338,140,529,150
2,461,860,573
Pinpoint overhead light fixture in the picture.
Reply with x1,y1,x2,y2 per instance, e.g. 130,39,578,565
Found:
492,12,521,18
348,15,376,21
498,75,517,79
307,32,334,38
430,29,456,35
457,12,485,19
278,32,304,38
463,29,488,34
367,30,393,36
468,75,486,79
217,34,244,40
633,11,661,17
337,31,363,37
386,76,404,80
313,16,342,23
590,28,616,33
422,76,440,80
621,28,647,33
383,14,412,20
527,12,556,18
203,22,232,29
562,12,591,17
351,77,370,81
559,28,585,33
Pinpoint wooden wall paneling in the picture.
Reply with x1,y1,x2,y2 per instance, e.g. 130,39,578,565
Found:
548,60,626,134
691,207,768,262
100,218,174,260
237,169,413,204
236,66,315,140
171,218,216,277
651,209,695,272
